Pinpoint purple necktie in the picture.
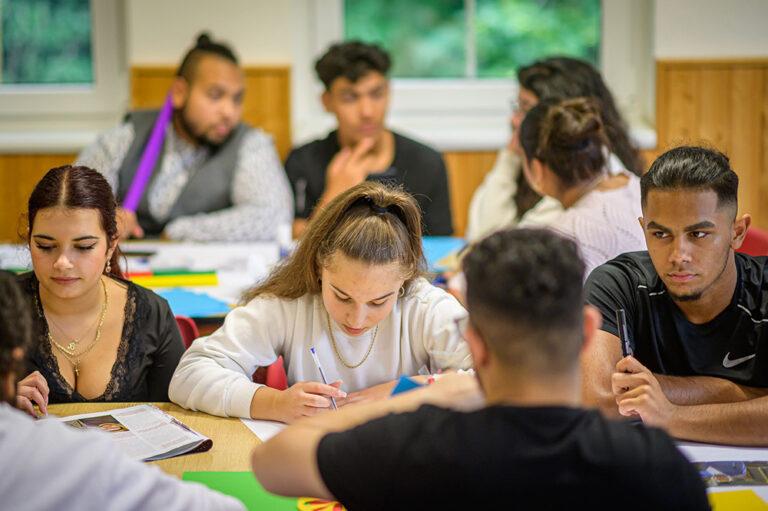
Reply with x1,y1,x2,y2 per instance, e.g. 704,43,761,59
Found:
122,94,174,212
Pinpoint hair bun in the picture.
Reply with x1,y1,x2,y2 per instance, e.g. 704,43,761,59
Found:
545,98,603,151
195,32,212,48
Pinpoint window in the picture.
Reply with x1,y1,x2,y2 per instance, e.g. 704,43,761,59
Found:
344,0,601,79
1,0,93,85
295,0,653,151
0,0,127,151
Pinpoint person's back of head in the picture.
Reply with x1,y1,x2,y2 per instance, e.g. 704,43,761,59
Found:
0,272,32,406
517,56,642,175
315,40,391,90
176,31,239,83
462,228,585,376
520,97,608,189
641,145,738,214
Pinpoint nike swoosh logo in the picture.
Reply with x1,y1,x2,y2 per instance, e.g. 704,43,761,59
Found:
722,352,757,368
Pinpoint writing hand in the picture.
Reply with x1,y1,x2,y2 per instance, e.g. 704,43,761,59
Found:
16,371,49,417
273,380,346,423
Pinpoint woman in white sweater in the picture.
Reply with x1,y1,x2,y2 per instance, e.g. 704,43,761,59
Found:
517,98,645,277
169,182,471,422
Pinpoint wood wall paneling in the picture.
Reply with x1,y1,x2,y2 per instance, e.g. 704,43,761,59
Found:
443,151,497,238
0,154,76,242
130,66,292,160
656,59,768,229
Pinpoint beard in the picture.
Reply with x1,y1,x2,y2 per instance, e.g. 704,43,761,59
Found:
667,248,731,304
173,108,229,150
668,290,704,302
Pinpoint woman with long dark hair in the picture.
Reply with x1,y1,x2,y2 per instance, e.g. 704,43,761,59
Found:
517,98,645,276
467,56,643,241
15,165,184,411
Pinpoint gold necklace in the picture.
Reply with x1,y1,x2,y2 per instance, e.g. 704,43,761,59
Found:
47,278,109,378
325,310,378,369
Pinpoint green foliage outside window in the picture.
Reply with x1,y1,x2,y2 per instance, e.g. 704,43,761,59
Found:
345,0,600,79
1,0,93,85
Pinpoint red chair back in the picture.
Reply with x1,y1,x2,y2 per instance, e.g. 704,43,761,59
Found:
175,315,200,349
737,227,768,257
253,356,288,390
175,315,288,390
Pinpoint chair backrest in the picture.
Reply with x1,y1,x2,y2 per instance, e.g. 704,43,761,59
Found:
175,315,200,349
175,314,288,389
253,356,288,391
737,226,768,257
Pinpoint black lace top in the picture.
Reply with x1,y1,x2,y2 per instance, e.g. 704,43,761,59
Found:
19,272,185,403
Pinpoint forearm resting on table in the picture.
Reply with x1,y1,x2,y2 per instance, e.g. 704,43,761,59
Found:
668,396,768,446
249,386,285,422
657,374,768,405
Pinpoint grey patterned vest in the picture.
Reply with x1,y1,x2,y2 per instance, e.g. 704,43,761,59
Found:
116,109,247,236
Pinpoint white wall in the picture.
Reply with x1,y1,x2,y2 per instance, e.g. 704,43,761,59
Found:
655,0,768,58
126,0,294,64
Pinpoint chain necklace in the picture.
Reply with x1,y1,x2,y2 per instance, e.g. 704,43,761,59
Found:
325,310,378,369
46,278,109,378
45,299,103,353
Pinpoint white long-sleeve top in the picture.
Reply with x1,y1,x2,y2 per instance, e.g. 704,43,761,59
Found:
169,278,472,418
519,172,645,278
466,148,627,241
0,403,243,511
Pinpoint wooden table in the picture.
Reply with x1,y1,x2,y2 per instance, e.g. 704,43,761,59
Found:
48,402,260,477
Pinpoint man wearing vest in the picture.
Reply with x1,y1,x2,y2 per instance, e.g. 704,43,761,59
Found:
77,33,292,241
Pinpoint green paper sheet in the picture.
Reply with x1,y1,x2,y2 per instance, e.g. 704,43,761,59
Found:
183,471,296,511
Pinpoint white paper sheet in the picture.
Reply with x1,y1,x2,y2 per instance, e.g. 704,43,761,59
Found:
240,418,286,442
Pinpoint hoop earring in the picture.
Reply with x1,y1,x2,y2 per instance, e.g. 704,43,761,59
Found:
105,261,111,275
398,286,405,297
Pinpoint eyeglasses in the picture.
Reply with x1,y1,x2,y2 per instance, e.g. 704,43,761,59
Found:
510,99,534,115
454,315,469,342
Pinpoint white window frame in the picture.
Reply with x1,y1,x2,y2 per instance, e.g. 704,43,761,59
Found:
0,0,128,153
295,0,655,152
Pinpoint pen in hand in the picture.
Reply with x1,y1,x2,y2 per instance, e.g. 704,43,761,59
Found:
615,309,633,358
309,346,338,410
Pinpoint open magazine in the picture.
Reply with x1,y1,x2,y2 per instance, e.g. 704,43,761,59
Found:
56,404,212,462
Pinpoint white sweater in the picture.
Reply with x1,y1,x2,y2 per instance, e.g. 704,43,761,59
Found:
169,278,471,418
519,173,645,277
0,404,243,511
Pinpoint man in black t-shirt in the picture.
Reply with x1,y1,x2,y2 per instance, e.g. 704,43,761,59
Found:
285,41,453,237
584,146,768,446
251,229,708,511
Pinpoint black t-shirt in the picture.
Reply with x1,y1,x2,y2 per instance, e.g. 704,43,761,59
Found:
586,251,768,386
317,404,709,511
284,130,454,235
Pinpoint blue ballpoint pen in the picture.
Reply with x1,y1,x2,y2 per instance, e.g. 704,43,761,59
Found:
309,346,338,410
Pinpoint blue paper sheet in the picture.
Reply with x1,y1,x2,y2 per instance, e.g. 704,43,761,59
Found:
391,375,424,396
422,236,466,272
157,288,231,318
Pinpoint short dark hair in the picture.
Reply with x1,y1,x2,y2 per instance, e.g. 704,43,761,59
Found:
315,40,391,90
176,32,239,82
641,146,739,211
462,229,585,374
0,271,32,405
